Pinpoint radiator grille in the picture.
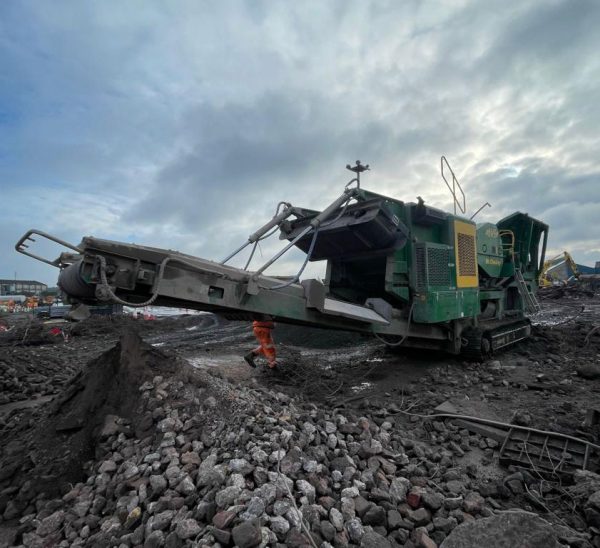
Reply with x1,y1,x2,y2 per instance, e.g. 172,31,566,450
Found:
416,246,426,290
415,244,450,290
427,247,450,286
457,233,476,276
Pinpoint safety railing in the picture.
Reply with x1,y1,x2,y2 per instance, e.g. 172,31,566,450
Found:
441,156,466,215
499,230,515,259
15,229,82,267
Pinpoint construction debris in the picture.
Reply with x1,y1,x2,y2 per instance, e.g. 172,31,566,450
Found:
0,290,599,547
440,511,562,548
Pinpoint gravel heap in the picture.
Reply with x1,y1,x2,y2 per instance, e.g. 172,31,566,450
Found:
0,333,596,548
0,345,78,406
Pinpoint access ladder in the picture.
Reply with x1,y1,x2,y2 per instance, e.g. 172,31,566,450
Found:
515,269,541,313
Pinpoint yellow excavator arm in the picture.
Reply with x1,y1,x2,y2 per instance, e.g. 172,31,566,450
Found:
540,251,580,287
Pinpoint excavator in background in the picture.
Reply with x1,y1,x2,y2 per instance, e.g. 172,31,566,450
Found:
540,252,600,292
16,158,548,359
540,252,580,287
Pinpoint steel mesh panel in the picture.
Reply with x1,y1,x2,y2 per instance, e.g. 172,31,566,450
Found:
427,247,450,286
457,233,476,276
415,246,426,290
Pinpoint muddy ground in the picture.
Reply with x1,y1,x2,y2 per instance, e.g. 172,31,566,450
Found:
0,289,599,547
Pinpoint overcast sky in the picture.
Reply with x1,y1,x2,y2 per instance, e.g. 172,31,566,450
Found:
1,0,599,286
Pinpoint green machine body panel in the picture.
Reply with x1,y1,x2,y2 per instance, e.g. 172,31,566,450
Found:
413,289,479,323
476,223,504,278
497,212,549,282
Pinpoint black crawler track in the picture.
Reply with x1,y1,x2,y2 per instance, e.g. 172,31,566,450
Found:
462,319,531,361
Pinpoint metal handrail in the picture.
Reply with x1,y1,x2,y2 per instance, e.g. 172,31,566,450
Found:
470,202,491,221
499,229,515,258
440,156,466,215
15,229,82,268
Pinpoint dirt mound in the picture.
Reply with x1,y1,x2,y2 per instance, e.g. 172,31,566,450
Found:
0,331,178,509
69,313,216,337
525,322,598,360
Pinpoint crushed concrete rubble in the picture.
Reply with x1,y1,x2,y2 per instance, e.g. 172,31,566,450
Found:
0,291,599,547
439,511,562,548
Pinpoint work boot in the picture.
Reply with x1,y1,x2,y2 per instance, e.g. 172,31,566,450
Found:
244,352,257,368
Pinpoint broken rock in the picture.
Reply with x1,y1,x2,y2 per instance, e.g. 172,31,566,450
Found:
232,520,262,548
440,511,560,548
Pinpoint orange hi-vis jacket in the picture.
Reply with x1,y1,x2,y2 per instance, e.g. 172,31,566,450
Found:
252,320,274,329
252,320,276,366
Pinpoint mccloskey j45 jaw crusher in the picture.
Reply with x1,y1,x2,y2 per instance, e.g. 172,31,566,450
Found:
16,160,548,359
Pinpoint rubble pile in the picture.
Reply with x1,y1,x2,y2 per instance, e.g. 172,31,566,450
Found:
0,345,78,406
1,331,598,548
538,285,597,300
0,314,216,408
0,320,62,350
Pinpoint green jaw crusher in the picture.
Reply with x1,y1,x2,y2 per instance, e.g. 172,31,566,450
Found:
16,159,548,358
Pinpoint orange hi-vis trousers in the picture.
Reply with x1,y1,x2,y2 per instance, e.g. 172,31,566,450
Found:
252,321,277,368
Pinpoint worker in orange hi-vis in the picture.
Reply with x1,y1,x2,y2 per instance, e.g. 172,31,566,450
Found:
244,316,278,370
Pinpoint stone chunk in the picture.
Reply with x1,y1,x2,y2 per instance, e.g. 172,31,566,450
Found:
144,530,165,548
269,515,290,535
363,504,386,526
422,490,444,511
296,479,316,503
587,490,600,510
99,460,117,474
232,520,262,548
152,510,174,531
462,491,485,515
196,454,224,487
229,458,254,475
390,477,411,504
433,516,458,534
213,510,236,530
175,519,201,540
150,475,167,495
36,510,64,536
329,507,344,531
414,526,437,548
215,485,241,508
346,518,364,543
440,511,560,548
181,451,201,466
408,507,431,526
213,528,231,545
360,530,392,548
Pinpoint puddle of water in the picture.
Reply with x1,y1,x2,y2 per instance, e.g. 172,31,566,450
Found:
187,357,216,369
186,355,240,369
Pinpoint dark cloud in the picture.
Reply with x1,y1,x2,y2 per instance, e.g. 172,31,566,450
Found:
128,92,400,232
1,0,600,284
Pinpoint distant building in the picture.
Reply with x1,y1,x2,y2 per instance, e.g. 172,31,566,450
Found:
0,279,48,296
